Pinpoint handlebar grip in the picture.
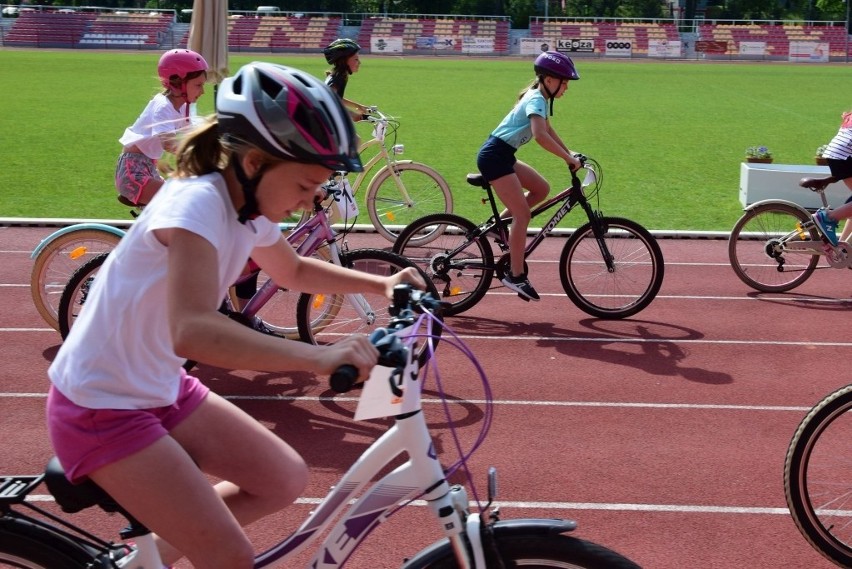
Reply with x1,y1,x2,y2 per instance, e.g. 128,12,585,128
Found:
329,329,390,393
330,365,359,394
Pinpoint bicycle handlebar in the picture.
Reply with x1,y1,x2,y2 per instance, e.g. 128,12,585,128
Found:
329,285,443,393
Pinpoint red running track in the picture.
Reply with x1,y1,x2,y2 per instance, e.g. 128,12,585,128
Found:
1,225,851,568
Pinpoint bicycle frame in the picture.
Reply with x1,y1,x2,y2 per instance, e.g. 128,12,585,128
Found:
237,197,375,326
741,197,852,269
256,332,467,567
465,165,611,270
343,112,415,207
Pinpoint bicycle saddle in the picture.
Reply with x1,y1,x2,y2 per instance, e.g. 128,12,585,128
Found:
44,456,119,514
799,176,837,191
466,173,489,190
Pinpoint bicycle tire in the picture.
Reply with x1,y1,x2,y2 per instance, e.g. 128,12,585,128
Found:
366,161,453,245
30,229,122,331
57,252,110,340
392,213,494,317
0,516,97,568
406,533,641,569
728,202,820,292
296,248,442,366
559,217,664,319
784,384,852,568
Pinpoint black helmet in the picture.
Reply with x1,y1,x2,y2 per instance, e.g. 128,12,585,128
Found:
323,38,361,65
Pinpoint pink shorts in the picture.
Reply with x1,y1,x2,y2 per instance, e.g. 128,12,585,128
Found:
115,151,162,205
46,371,209,483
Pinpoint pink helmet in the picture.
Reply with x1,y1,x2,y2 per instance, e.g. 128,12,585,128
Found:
157,49,208,89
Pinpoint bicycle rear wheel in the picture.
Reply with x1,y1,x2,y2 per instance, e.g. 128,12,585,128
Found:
728,203,820,292
0,516,97,568
366,161,453,245
57,252,109,340
296,249,441,366
784,384,852,568
560,217,664,319
392,213,494,317
31,229,121,331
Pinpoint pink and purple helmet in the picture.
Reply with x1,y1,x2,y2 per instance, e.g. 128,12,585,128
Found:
157,49,208,89
216,62,362,172
533,51,580,81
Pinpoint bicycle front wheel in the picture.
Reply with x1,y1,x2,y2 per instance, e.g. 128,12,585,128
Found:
366,161,453,245
392,213,494,317
57,252,109,340
296,249,441,365
728,202,820,292
31,229,121,331
784,384,852,568
0,516,97,568
560,217,664,319
407,533,640,569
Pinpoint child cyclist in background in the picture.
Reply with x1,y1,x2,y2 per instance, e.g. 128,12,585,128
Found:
115,49,208,206
812,109,852,246
47,62,425,569
323,38,372,122
476,51,582,301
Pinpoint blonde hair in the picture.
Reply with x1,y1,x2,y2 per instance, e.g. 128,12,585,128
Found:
517,78,541,101
173,116,287,178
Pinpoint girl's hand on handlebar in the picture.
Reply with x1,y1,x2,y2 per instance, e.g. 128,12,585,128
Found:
385,267,427,298
566,154,582,172
321,334,379,381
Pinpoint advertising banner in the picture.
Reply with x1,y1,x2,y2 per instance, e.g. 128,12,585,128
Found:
461,36,494,54
648,39,682,57
789,41,829,62
370,36,403,53
415,36,456,50
604,40,632,57
557,38,594,53
739,41,766,56
520,37,556,55
695,40,727,54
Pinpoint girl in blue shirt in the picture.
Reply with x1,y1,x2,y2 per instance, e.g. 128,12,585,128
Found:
476,51,582,301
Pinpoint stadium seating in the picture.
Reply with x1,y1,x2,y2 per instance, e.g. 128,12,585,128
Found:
698,23,849,58
220,15,340,51
79,12,173,48
529,20,680,54
4,10,96,47
357,16,510,53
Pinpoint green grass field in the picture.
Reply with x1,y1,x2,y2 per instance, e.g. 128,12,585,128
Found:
0,49,849,231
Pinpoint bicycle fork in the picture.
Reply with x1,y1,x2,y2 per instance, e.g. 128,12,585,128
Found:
580,201,615,272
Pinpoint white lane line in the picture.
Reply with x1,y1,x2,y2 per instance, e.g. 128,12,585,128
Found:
21,493,793,515
3,327,852,348
0,393,816,413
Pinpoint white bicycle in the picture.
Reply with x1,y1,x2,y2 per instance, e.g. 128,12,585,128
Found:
0,286,641,568
301,107,453,245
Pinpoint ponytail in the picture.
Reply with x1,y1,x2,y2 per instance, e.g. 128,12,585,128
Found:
174,118,228,178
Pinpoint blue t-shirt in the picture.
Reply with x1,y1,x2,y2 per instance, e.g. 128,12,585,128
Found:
490,88,548,149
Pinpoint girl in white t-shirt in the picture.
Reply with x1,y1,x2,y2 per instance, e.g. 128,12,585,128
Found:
115,49,208,206
48,62,425,568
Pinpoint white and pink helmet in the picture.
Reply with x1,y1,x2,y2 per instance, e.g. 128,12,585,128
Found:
216,62,362,172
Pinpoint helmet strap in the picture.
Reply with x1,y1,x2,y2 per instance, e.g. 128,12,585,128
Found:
539,75,557,116
232,157,264,224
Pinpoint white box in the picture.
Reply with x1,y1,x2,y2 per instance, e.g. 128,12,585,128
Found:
739,162,850,210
